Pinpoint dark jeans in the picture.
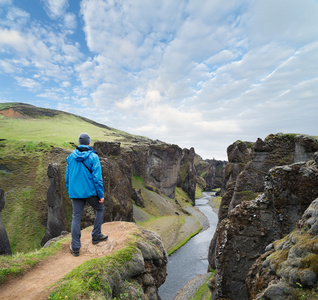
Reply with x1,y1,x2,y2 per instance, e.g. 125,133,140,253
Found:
71,196,105,250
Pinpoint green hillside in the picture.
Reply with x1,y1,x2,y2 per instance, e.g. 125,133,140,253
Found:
0,102,148,150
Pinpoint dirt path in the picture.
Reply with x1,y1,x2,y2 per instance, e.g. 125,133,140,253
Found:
0,222,137,300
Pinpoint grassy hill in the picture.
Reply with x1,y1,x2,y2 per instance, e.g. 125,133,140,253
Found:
0,102,151,151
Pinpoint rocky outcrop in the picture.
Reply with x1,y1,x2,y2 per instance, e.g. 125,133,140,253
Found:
0,188,11,255
219,140,253,221
141,144,182,199
209,157,318,299
230,134,318,211
194,155,227,192
132,143,196,201
105,225,168,299
41,163,67,246
99,149,134,223
178,147,196,203
246,198,318,300
208,141,252,268
46,222,168,300
209,195,280,300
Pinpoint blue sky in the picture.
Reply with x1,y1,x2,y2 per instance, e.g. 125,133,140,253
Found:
0,0,317,160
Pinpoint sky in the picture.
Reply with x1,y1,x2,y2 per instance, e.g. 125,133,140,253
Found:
0,0,317,160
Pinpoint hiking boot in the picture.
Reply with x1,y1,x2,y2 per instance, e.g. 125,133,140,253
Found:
70,245,80,257
92,234,108,245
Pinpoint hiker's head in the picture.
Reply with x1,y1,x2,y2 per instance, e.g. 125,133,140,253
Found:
78,133,91,145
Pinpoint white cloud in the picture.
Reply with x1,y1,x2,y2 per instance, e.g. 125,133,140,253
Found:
15,77,41,90
64,13,77,30
42,0,68,19
0,60,16,73
0,28,26,53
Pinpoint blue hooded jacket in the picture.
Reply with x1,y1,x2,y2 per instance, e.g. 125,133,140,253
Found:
65,145,104,199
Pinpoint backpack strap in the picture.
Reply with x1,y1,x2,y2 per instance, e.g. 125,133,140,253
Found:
82,161,92,174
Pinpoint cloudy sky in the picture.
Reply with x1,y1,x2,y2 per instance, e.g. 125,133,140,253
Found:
0,0,317,160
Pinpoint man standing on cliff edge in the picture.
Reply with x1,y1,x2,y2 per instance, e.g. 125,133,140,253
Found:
65,133,108,257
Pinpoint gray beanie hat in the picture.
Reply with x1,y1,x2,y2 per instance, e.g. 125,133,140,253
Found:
78,133,91,145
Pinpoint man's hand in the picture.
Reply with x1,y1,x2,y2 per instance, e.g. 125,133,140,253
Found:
99,198,104,203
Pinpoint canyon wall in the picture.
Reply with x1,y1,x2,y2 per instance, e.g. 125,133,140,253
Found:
208,134,318,299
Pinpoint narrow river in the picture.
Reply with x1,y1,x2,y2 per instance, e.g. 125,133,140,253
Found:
158,192,218,300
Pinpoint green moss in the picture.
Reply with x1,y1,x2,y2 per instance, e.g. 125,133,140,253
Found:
236,190,258,202
192,271,215,300
49,241,139,299
195,185,203,199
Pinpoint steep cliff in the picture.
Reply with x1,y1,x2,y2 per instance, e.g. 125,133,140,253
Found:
203,159,227,191
132,143,184,199
178,147,196,203
208,134,318,300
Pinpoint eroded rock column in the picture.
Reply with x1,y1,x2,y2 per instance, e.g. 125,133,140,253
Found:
0,188,12,255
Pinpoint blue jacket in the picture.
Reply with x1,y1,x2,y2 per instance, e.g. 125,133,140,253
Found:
65,145,104,199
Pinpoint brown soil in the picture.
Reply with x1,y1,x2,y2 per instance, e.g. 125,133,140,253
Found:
0,108,29,119
0,222,137,300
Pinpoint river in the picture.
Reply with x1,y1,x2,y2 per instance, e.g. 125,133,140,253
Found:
158,192,218,300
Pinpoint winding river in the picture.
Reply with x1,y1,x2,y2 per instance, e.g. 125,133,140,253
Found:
158,192,218,300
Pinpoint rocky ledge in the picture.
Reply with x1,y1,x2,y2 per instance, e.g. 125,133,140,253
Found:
0,222,168,300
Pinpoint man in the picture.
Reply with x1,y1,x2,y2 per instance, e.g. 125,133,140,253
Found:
65,133,108,257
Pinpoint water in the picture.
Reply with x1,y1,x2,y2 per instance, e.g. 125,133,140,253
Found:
158,192,218,300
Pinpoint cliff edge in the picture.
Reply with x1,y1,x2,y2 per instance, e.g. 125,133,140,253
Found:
0,221,167,300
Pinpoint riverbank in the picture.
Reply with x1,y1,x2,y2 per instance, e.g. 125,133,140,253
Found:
135,204,210,255
211,195,221,214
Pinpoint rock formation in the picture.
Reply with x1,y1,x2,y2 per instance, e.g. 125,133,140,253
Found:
246,198,318,299
178,147,196,203
203,159,227,191
194,155,227,193
208,134,318,299
0,188,11,255
99,149,134,223
229,134,318,211
105,225,168,299
45,222,168,299
133,144,183,199
41,163,68,246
